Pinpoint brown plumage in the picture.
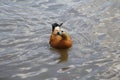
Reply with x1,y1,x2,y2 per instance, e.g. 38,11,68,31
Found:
49,23,72,49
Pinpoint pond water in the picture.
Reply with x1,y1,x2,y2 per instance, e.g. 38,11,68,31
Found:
0,0,120,80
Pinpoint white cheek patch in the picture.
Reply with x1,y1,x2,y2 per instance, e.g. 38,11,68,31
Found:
55,27,60,31
54,27,60,35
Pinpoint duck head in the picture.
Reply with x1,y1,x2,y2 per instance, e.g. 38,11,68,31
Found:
52,23,69,40
52,23,63,32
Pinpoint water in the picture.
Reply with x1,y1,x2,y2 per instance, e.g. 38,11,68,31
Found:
0,0,120,80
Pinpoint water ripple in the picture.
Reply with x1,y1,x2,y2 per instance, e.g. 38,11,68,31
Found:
0,0,120,80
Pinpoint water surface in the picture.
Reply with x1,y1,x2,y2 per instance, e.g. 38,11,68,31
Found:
0,0,120,80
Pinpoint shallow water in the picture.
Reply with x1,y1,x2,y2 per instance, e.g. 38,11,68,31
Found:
0,0,120,80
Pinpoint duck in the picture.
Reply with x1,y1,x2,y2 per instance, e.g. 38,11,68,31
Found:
49,23,72,49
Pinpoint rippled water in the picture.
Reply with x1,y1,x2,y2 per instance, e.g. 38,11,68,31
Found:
0,0,120,80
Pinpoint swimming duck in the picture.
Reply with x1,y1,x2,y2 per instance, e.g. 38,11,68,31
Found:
49,23,72,49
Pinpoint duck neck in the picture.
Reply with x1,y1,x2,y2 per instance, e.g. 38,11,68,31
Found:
61,34,68,40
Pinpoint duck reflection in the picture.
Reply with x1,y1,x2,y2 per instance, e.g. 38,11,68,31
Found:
50,48,69,63
57,49,68,63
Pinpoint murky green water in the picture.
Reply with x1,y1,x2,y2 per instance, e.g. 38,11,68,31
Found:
0,0,120,80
